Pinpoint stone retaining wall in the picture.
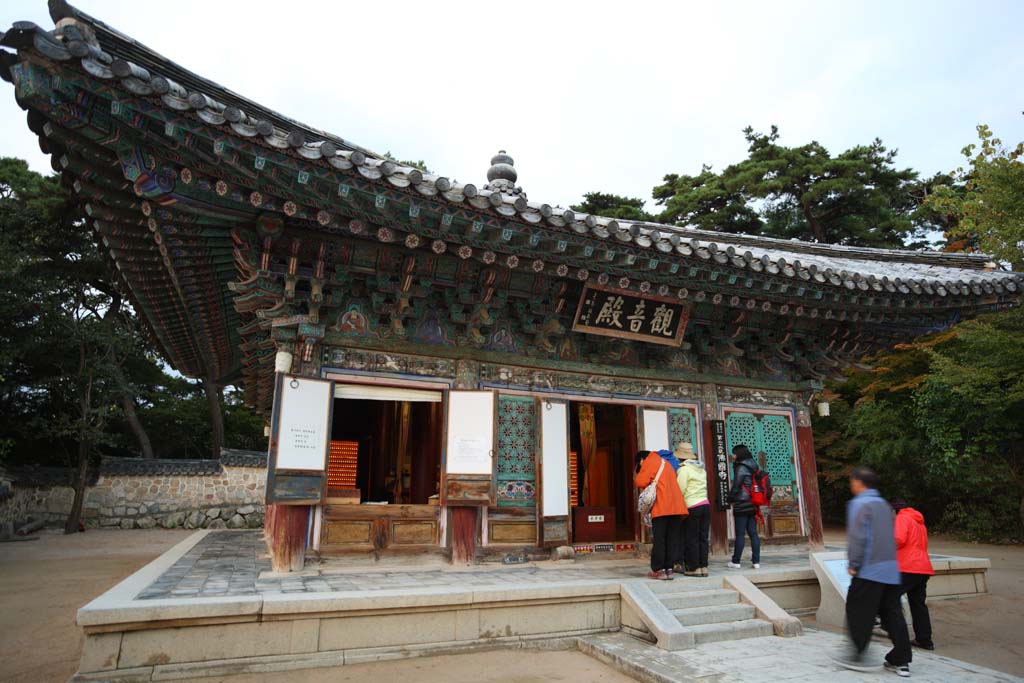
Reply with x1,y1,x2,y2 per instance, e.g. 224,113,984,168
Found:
0,450,267,530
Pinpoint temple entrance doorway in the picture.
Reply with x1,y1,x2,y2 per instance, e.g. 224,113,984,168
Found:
320,385,444,555
569,402,639,544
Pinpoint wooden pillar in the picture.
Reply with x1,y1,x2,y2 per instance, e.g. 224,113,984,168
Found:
703,419,729,556
795,419,825,548
264,503,310,572
450,506,477,564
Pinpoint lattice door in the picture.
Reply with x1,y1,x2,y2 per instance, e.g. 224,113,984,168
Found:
760,415,795,487
496,395,536,507
668,408,698,454
725,412,759,457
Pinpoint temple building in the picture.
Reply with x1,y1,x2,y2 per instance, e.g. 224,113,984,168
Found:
3,1,1021,571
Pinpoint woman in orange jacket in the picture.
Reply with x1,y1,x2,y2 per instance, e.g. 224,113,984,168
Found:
635,450,688,580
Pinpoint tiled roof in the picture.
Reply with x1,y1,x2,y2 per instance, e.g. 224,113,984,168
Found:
101,456,222,477
0,1,1018,300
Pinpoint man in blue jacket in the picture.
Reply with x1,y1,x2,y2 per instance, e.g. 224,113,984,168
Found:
834,467,912,677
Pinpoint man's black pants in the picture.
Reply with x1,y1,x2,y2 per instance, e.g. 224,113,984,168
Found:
650,515,683,572
846,577,912,666
901,572,933,647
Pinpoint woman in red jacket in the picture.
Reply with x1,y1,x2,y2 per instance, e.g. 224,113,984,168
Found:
893,500,935,650
635,450,688,580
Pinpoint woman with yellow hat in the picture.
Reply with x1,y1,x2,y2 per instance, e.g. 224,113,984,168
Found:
674,441,711,576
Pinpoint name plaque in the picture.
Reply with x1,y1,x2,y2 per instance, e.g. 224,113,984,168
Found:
572,285,690,347
711,419,731,510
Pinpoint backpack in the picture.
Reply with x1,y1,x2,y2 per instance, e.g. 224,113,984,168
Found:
744,469,773,507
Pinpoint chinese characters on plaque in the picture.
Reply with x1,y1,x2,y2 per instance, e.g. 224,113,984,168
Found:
573,285,690,347
711,420,731,511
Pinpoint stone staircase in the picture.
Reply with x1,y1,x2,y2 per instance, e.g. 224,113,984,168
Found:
649,579,774,644
619,574,800,650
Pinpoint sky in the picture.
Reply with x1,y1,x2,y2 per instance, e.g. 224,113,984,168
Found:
1,0,1022,214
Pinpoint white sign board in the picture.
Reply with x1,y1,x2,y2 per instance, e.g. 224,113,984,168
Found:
541,401,569,518
275,376,333,471
445,390,495,475
642,408,670,452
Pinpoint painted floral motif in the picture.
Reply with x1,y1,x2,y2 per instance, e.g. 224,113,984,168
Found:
377,227,394,243
458,245,473,260
249,191,263,207
431,239,447,254
317,210,331,226
405,234,421,249
215,180,228,196
506,255,519,269
180,168,193,184
283,200,298,216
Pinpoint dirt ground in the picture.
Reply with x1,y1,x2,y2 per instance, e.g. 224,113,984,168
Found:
0,529,632,683
823,527,1024,676
1,528,1021,682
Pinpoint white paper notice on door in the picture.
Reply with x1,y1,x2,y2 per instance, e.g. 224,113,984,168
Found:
275,376,333,471
445,390,495,475
642,408,670,452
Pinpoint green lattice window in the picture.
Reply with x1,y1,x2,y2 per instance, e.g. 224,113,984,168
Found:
725,411,795,488
668,408,698,455
496,395,536,507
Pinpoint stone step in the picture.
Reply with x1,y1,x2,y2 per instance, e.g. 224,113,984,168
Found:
671,603,756,626
645,576,722,593
657,588,739,610
577,633,725,683
689,618,775,644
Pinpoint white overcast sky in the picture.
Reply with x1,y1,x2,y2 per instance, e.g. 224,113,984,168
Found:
1,0,1021,213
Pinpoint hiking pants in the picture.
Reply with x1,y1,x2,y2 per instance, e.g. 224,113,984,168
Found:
650,514,683,572
847,577,912,666
901,572,933,647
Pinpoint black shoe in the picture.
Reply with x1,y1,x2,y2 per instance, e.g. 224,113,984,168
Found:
910,639,934,651
884,661,911,677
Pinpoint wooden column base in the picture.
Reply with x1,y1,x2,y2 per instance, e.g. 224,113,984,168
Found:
796,425,825,549
450,506,477,564
265,504,310,572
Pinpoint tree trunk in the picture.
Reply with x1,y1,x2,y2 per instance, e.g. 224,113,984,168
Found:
115,366,152,456
801,202,826,242
204,376,225,460
65,423,90,535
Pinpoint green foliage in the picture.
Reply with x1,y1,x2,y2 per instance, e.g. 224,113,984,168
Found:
0,157,264,468
815,306,1024,542
383,151,431,174
653,126,931,248
571,192,654,222
925,124,1024,267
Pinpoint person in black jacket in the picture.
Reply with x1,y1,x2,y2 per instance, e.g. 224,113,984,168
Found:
726,444,761,569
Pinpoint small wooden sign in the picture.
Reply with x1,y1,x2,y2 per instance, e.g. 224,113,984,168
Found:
573,284,690,347
711,420,731,511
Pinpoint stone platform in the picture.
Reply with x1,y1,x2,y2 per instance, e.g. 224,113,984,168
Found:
71,530,993,681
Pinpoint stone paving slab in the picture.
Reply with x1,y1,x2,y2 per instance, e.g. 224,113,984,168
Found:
584,629,1024,683
668,629,1024,683
134,530,835,600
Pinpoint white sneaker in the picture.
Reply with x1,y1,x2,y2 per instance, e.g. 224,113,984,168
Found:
752,563,761,569
726,562,742,569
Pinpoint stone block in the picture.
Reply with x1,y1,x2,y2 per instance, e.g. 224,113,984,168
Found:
184,511,203,529
135,516,157,529
226,514,246,529
237,505,255,515
246,515,262,529
206,508,221,519
119,519,135,529
318,610,458,651
207,518,226,529
160,512,186,529
477,600,604,639
79,632,122,673
114,506,126,516
119,621,312,668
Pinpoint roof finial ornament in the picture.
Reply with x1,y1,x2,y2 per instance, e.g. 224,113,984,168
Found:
484,150,526,199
